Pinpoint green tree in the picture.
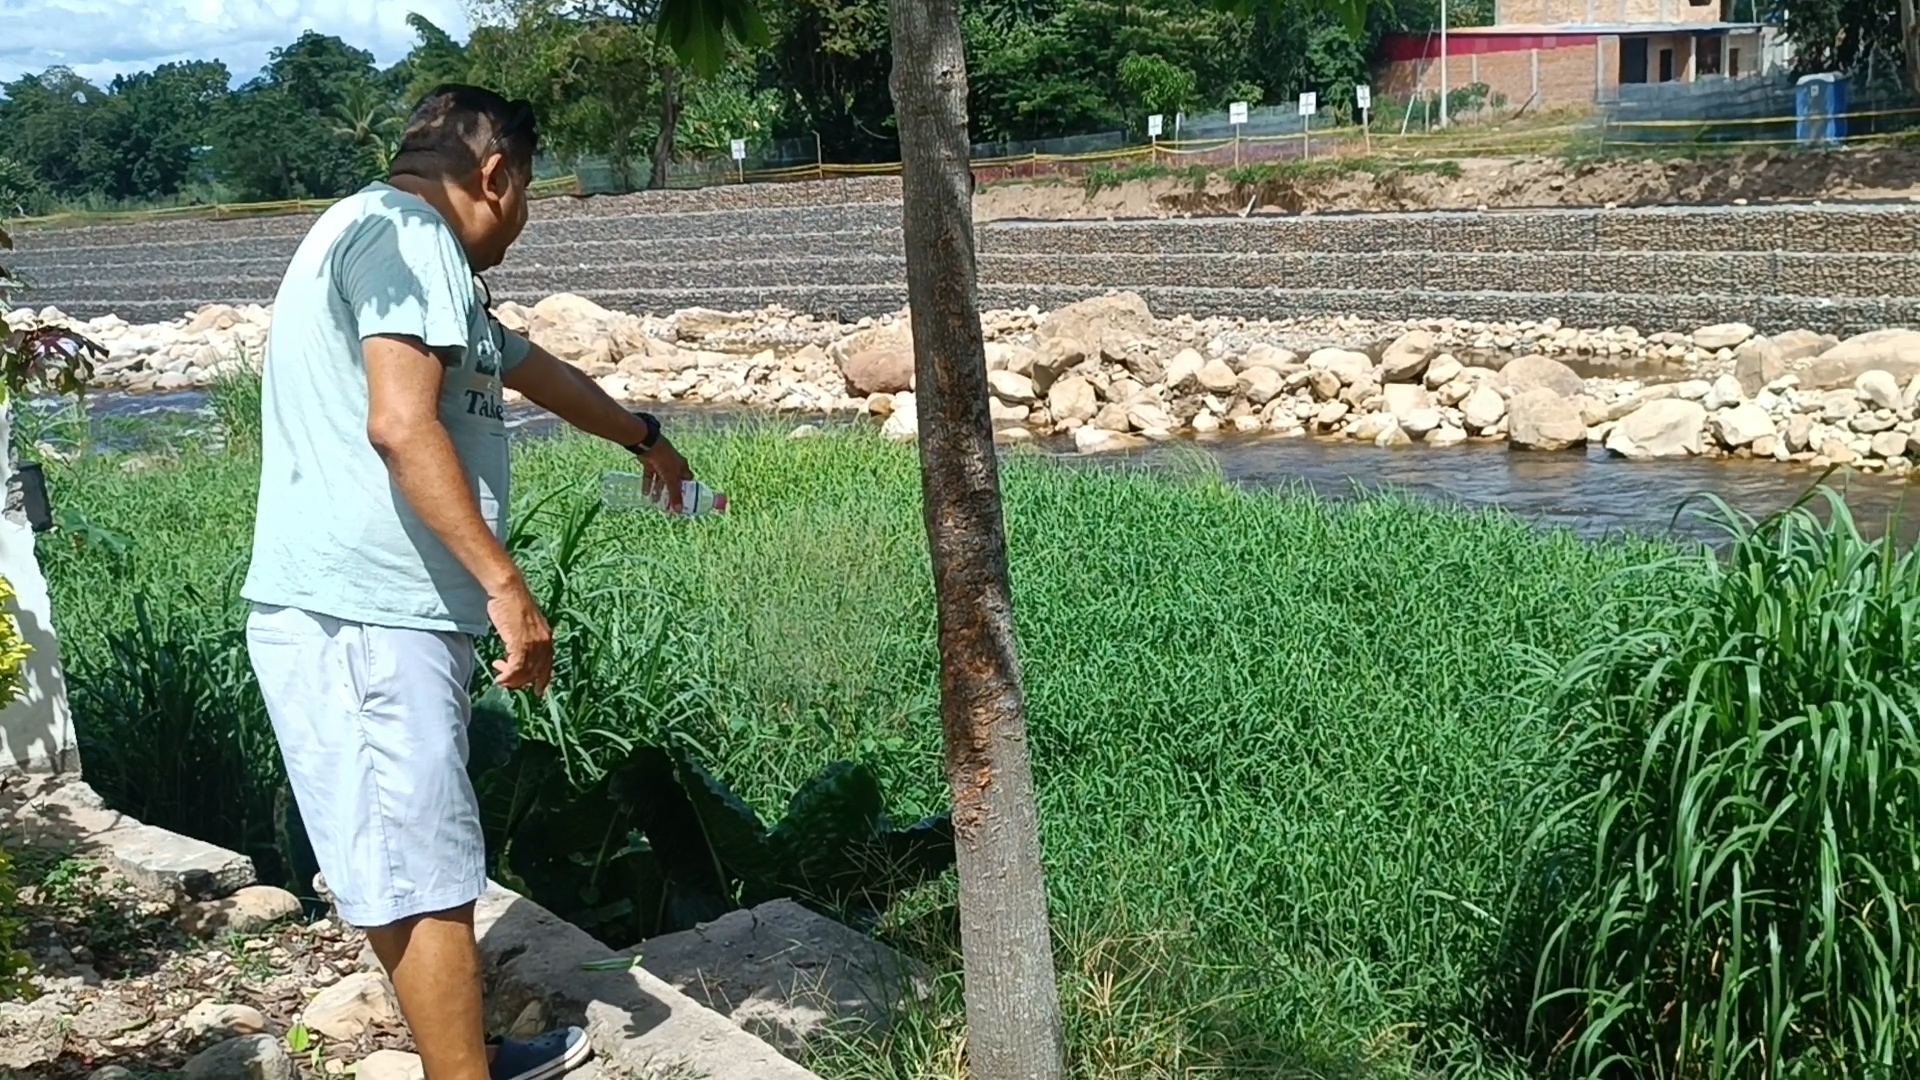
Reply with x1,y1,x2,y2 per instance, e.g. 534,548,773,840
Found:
96,61,230,200
214,33,384,200
0,68,113,198
1768,0,1911,88
396,13,477,104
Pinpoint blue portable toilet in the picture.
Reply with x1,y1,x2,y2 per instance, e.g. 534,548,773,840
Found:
1795,73,1847,146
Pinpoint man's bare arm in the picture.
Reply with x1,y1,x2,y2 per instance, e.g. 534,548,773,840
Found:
364,333,551,690
504,340,696,510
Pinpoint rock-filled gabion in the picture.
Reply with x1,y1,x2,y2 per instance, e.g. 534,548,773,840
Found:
8,290,1918,474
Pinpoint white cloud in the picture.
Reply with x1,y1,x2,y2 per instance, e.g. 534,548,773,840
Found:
0,0,473,87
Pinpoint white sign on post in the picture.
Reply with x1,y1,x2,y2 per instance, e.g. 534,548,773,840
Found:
1355,85,1372,110
1147,113,1164,138
1228,101,1249,125
730,138,747,160
1298,92,1318,116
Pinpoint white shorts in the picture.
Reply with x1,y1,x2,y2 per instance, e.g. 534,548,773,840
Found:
245,603,486,928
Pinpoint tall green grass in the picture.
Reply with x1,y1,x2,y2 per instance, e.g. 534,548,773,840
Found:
1499,490,1920,1078
42,419,1699,1076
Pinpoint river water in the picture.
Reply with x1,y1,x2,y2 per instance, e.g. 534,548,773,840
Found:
41,389,1917,547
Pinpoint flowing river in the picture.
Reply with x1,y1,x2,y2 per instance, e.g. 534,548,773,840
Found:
42,389,1919,547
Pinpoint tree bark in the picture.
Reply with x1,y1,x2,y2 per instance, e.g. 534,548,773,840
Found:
649,60,682,191
886,2,1065,1079
1902,0,1920,98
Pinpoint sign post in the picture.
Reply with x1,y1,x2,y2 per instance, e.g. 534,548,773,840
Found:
1228,100,1248,166
730,138,747,183
1356,85,1372,153
1147,113,1163,165
1297,92,1317,160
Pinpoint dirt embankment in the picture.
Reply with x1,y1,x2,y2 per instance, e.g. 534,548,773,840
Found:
973,145,1920,221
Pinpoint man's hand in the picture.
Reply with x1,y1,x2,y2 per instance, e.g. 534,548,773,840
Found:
486,577,553,695
638,436,695,513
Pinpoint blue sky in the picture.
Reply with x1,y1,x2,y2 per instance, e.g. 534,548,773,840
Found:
0,0,474,86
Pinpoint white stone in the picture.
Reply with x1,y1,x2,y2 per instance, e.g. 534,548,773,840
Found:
1379,331,1434,382
1507,389,1588,451
1426,424,1468,446
1608,398,1708,459
303,971,402,1041
183,1002,271,1040
1462,385,1506,431
1236,366,1284,405
1163,348,1206,392
881,393,918,441
1196,359,1239,395
1856,369,1902,410
1675,380,1712,401
356,1051,424,1080
1703,374,1746,411
184,1035,293,1080
1306,348,1373,385
1423,355,1463,389
986,369,1036,405
1046,375,1098,424
1709,403,1776,448
1693,322,1755,350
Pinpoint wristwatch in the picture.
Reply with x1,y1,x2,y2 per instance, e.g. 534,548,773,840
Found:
624,411,661,457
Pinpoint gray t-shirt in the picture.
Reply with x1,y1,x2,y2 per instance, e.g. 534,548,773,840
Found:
242,182,531,636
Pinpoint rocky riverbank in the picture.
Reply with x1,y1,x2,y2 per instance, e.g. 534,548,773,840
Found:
9,292,1920,474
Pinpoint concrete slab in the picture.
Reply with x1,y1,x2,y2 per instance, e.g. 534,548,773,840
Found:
629,900,931,1056
474,883,822,1080
0,777,256,900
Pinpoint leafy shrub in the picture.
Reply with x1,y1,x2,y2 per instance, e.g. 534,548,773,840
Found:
1503,489,1920,1078
0,847,31,1002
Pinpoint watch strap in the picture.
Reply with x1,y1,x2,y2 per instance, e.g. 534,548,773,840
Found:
624,411,661,456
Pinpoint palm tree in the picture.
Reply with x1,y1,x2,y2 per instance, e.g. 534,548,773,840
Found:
331,85,405,176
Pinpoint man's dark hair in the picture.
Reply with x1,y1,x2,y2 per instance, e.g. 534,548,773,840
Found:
390,84,538,183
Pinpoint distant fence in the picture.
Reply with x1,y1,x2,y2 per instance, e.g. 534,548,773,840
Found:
1596,72,1920,148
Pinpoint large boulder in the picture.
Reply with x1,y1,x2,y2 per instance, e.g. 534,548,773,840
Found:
1306,348,1374,386
1379,331,1435,383
1162,348,1205,393
1708,402,1776,448
1692,322,1754,351
1462,385,1507,432
1772,328,1838,362
840,346,913,397
671,307,749,341
1733,337,1785,396
1805,329,1920,388
1856,369,1902,410
531,292,615,330
987,369,1037,404
1507,388,1588,450
1036,292,1155,357
1381,383,1432,421
1606,398,1707,459
1494,354,1585,398
1236,366,1284,405
1702,374,1746,411
1046,375,1099,423
1197,359,1240,395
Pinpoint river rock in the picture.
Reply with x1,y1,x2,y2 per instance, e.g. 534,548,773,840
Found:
1313,401,1350,429
1348,413,1395,441
987,369,1037,404
1197,359,1239,395
1773,328,1836,362
1375,421,1412,448
1495,355,1584,398
1128,402,1176,434
1306,348,1373,385
1380,331,1434,383
1605,384,1676,421
304,971,402,1040
183,1003,271,1040
1160,348,1203,392
1381,383,1433,420
180,885,303,937
1423,355,1463,389
1709,402,1776,448
1608,398,1707,459
0,1000,65,1070
1074,427,1147,454
1508,388,1587,450
881,392,918,441
842,346,914,397
184,1035,293,1080
1871,430,1911,459
357,1051,425,1080
1857,369,1902,410
1427,424,1468,446
532,292,615,330
1806,329,1920,387
1234,366,1282,405
1703,374,1745,411
1038,292,1154,355
1401,408,1444,437
1821,391,1861,421
1786,414,1815,452
1307,369,1343,400
1236,343,1297,372
1693,322,1754,350
1734,337,1786,396
1462,385,1507,432
1047,375,1098,423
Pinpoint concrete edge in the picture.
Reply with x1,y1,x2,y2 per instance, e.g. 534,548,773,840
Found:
0,776,257,901
474,883,825,1080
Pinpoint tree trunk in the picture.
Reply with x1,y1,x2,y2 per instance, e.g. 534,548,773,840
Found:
649,61,682,191
1902,0,1920,98
885,3,1065,1079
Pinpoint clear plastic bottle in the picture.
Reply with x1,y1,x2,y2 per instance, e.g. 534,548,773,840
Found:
600,472,728,516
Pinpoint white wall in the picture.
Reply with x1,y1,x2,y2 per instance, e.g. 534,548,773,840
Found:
0,403,78,776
